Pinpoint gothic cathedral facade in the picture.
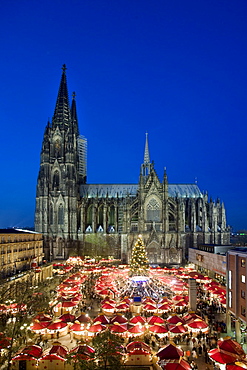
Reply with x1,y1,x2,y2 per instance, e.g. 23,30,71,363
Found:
35,67,230,265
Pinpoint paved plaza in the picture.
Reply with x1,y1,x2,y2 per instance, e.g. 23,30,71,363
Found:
30,264,230,370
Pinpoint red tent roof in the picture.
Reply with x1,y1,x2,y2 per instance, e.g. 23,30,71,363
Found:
172,295,185,301
149,324,168,334
30,322,50,330
183,313,201,324
157,343,183,360
59,313,76,323
101,303,115,309
110,324,127,333
12,354,37,361
93,315,110,325
167,315,185,325
70,322,86,331
128,324,146,334
143,303,157,310
218,338,246,358
40,354,66,361
147,316,165,325
47,321,67,331
88,324,106,333
76,313,91,323
16,345,42,359
208,348,239,364
158,303,171,310
61,301,78,307
129,316,146,324
70,344,95,355
173,300,187,307
49,344,68,358
187,319,208,329
110,315,128,324
115,302,129,310
69,345,95,360
168,323,188,334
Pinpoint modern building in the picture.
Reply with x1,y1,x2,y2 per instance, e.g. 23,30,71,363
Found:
227,248,247,344
188,244,234,283
35,66,230,264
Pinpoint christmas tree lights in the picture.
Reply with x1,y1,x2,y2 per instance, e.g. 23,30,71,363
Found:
130,235,149,276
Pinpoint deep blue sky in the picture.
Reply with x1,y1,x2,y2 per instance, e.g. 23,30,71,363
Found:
0,0,246,230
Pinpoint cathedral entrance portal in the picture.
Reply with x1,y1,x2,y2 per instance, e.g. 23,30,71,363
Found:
147,241,159,264
169,247,181,265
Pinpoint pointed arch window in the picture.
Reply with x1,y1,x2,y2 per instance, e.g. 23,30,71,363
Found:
109,206,115,225
86,206,92,225
49,205,53,225
98,206,104,226
58,204,64,225
146,198,161,222
53,171,60,190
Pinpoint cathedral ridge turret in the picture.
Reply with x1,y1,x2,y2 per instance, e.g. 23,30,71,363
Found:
141,132,152,180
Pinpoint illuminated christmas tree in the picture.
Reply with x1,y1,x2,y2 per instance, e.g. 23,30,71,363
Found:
130,235,149,276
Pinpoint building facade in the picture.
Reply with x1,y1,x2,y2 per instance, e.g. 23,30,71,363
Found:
0,229,44,279
227,249,247,345
35,66,230,264
188,245,233,284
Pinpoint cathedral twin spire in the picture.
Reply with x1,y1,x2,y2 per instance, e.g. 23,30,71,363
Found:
52,64,79,136
53,66,152,171
53,64,70,125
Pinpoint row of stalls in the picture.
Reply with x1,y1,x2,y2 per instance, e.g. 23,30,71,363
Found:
29,310,209,341
11,337,247,370
9,262,229,369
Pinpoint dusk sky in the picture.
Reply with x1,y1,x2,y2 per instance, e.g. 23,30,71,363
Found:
0,0,246,231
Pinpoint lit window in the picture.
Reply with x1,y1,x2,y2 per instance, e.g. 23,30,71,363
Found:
229,291,232,308
241,259,246,268
242,275,246,283
229,270,232,289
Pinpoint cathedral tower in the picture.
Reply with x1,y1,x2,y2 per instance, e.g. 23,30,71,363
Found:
35,65,87,259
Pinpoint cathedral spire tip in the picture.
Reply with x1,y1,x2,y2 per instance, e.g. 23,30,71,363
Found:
144,132,150,164
52,65,70,125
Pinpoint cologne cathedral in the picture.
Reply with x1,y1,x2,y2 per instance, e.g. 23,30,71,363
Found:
35,66,230,265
